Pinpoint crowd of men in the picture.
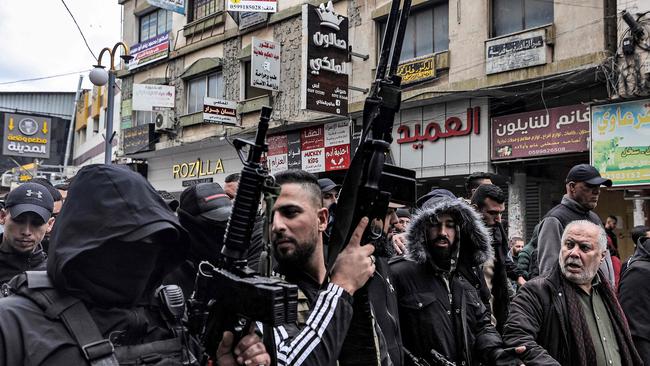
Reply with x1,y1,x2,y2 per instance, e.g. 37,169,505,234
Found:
0,162,648,366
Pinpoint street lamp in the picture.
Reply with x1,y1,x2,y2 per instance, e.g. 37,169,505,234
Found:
89,42,132,165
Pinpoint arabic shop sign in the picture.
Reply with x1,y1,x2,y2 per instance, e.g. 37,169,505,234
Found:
203,97,238,125
266,121,351,175
251,37,280,92
128,32,170,70
227,0,276,13
3,113,52,159
132,84,175,111
397,55,435,86
147,0,185,14
491,104,590,161
123,124,155,155
182,177,213,187
396,107,480,145
172,158,225,179
485,28,547,75
239,11,268,29
591,99,650,187
390,99,489,177
301,1,349,116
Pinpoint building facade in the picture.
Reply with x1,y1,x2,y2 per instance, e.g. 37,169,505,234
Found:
115,0,649,256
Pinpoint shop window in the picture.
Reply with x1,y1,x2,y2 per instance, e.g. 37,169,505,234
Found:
189,0,219,22
187,72,225,114
378,3,449,63
492,0,553,37
243,61,272,100
135,111,155,126
139,8,173,42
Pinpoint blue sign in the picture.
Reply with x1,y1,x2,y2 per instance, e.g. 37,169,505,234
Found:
147,0,185,14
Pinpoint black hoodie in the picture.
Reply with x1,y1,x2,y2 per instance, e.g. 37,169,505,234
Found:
619,237,650,363
0,164,189,365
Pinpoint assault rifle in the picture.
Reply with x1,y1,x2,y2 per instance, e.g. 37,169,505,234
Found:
189,107,298,360
325,0,413,363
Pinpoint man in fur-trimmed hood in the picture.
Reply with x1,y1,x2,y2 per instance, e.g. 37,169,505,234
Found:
390,189,523,366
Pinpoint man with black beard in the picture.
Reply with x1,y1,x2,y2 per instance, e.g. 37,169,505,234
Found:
0,164,270,365
504,220,641,366
270,169,383,365
390,189,522,366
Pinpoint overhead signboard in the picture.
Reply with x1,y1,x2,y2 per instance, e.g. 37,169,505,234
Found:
3,113,52,159
397,55,436,86
485,28,547,75
251,37,280,91
147,0,185,14
239,11,268,29
267,122,352,175
123,123,155,155
129,32,170,70
591,99,650,187
227,0,276,13
132,84,175,111
203,97,238,125
491,104,590,160
301,1,349,116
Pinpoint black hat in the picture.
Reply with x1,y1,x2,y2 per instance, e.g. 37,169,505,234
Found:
157,190,180,212
5,182,54,222
318,178,340,192
180,183,232,222
417,189,456,209
565,164,612,187
396,208,411,218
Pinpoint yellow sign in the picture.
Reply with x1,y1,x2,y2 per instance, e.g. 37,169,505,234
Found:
396,55,436,85
19,175,32,182
172,158,224,179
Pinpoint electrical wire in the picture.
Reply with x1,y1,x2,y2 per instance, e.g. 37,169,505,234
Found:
0,69,89,85
60,0,97,62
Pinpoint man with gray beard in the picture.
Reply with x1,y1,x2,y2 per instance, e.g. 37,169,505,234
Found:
503,220,642,366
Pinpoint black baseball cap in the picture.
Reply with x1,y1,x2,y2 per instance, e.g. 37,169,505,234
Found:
180,183,232,222
565,164,612,187
318,178,340,192
4,182,54,222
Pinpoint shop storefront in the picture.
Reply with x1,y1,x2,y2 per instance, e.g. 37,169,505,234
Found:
389,98,490,199
132,140,244,195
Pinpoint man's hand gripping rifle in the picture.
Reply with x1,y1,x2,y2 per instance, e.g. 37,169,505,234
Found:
326,0,412,364
189,107,298,360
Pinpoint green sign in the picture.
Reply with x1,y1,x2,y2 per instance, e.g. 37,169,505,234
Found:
591,99,650,186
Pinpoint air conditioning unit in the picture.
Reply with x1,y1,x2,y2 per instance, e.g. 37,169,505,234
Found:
154,110,175,132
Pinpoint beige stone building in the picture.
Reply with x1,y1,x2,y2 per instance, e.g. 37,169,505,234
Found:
115,0,650,247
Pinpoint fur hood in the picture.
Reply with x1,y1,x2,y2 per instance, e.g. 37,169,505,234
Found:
405,197,493,267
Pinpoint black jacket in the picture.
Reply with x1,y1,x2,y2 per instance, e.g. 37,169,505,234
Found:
489,223,523,333
0,164,190,365
502,266,572,366
619,237,650,363
503,265,634,366
0,238,46,285
391,198,509,366
273,267,355,366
